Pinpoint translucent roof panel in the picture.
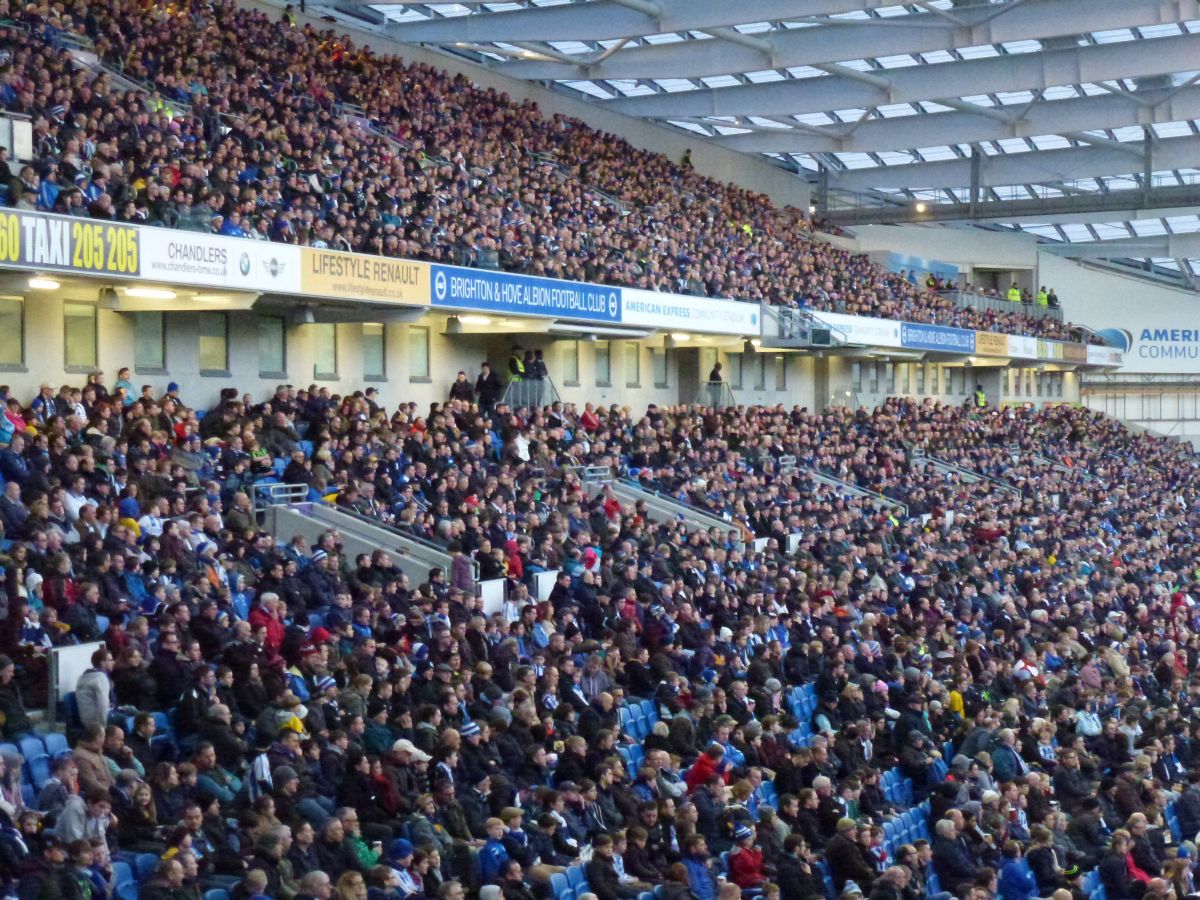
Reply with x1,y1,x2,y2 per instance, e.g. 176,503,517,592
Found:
365,0,1200,288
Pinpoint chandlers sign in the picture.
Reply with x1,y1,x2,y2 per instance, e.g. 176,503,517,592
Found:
0,209,139,275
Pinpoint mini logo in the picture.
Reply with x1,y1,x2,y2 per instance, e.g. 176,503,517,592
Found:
607,291,618,319
1097,328,1132,351
238,253,250,276
434,270,447,302
263,257,285,278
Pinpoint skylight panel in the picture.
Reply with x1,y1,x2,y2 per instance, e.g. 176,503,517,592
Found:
1030,135,1071,150
1092,223,1130,239
957,45,1000,59
1020,224,1064,239
1060,224,1092,241
1092,29,1135,43
701,75,742,88
745,71,786,83
653,79,700,92
1153,121,1192,138
836,153,879,169
915,146,957,160
1129,220,1168,236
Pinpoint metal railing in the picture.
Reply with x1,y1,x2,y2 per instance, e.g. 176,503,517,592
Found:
690,381,739,408
500,376,561,410
939,290,1063,323
910,448,1022,496
565,464,615,485
802,467,909,516
251,482,309,513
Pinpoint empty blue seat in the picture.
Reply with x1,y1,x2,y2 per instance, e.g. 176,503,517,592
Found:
135,853,159,880
639,699,656,724
203,891,229,900
0,742,19,761
113,862,135,900
550,873,571,900
566,867,586,892
27,754,50,789
42,732,68,758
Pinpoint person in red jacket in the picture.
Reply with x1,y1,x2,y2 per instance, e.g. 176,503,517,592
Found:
685,744,729,794
728,823,768,889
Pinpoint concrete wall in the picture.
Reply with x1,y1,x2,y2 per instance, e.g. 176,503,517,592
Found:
1,293,1084,417
245,0,809,211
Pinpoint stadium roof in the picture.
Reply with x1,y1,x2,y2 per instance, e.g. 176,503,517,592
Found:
360,0,1200,286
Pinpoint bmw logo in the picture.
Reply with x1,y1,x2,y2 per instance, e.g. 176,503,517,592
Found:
607,291,618,319
434,270,447,302
239,253,250,276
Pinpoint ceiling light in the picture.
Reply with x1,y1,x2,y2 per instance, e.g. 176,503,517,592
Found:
914,202,928,213
124,287,176,300
459,315,492,325
751,339,761,348
669,332,691,341
28,277,59,291
190,294,230,302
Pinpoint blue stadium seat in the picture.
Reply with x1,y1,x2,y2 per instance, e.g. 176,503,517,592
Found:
135,853,160,880
550,873,571,900
566,866,586,893
203,891,230,900
639,699,656,724
42,732,68,758
113,862,136,900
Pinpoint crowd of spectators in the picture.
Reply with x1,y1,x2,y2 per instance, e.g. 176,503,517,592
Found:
0,0,1097,344
0,365,1190,900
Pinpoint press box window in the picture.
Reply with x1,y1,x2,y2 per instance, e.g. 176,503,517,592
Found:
312,323,337,379
63,300,97,370
652,348,668,388
198,312,229,374
408,326,429,381
134,312,165,372
364,323,386,380
257,316,286,377
624,342,640,387
562,340,580,386
595,341,611,386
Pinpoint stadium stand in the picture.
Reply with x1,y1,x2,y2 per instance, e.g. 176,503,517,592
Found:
0,0,1096,345
0,367,1190,900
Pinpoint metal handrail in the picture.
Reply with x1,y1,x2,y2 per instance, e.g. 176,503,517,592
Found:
911,449,1023,496
251,482,309,512
938,290,1063,324
617,477,732,526
500,376,561,410
801,466,909,516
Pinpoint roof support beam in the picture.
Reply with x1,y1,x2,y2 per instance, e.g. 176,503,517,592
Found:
603,32,1200,118
703,85,1200,153
823,133,1200,192
1045,233,1200,259
382,0,899,43
497,0,1200,81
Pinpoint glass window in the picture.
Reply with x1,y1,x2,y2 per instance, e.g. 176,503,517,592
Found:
867,361,879,394
364,323,385,380
134,312,164,371
753,354,766,391
726,353,742,389
63,300,97,369
0,297,23,367
898,364,909,394
198,312,228,373
595,341,611,386
652,348,668,387
775,354,786,391
312,323,337,378
624,342,640,387
915,364,925,393
851,362,862,393
562,340,579,384
407,326,429,380
257,316,285,376
930,364,939,394
885,363,896,394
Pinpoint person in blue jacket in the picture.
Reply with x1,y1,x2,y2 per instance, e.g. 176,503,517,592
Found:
479,817,512,885
997,840,1039,900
